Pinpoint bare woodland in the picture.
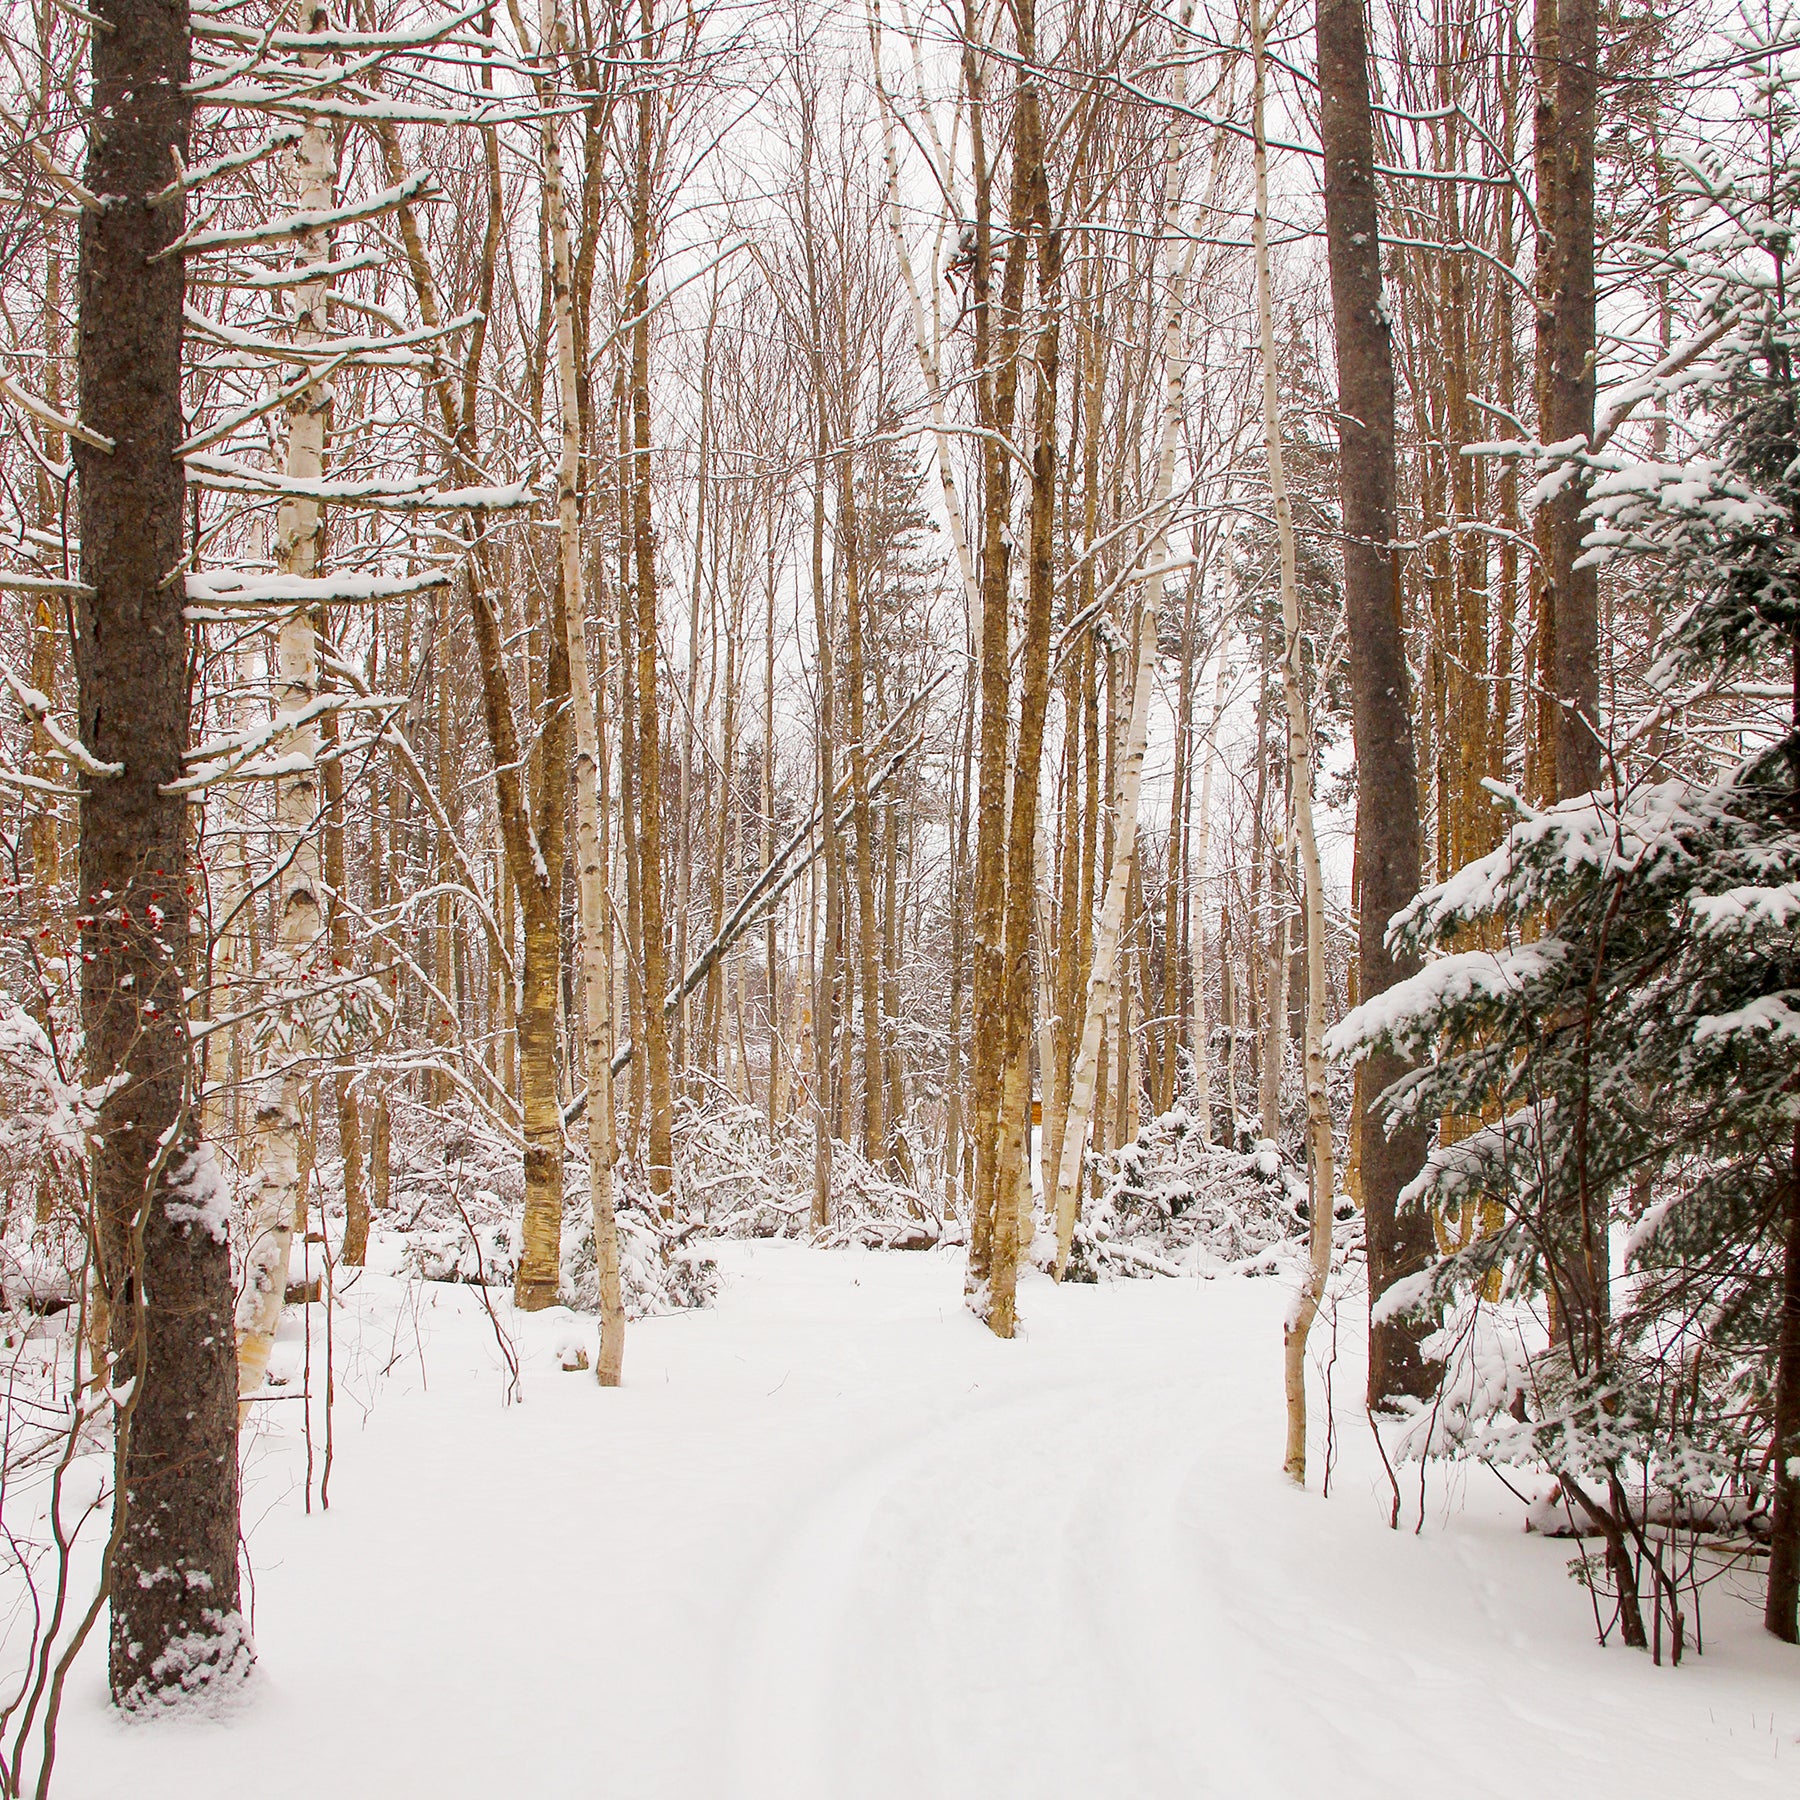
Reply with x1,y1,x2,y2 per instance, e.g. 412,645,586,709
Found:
4,0,1800,1766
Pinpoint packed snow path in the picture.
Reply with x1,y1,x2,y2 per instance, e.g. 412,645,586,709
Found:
47,1242,1800,1797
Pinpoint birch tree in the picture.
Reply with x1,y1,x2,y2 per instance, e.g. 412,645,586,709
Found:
235,6,336,1401
1050,9,1199,1279
1248,0,1335,1486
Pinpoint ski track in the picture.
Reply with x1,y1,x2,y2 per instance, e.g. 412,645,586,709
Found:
23,1239,1800,1800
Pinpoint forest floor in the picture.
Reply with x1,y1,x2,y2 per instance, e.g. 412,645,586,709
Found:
35,1239,1800,1798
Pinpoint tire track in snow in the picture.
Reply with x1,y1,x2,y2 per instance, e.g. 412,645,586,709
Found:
720,1373,1266,1799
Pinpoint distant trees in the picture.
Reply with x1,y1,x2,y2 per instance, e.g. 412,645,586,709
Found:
13,0,1800,1722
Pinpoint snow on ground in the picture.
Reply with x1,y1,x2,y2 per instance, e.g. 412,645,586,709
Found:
34,1241,1800,1797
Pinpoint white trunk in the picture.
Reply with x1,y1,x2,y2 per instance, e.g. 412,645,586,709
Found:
236,18,333,1402
1050,8,1196,1278
1190,650,1227,1145
871,18,982,625
1250,0,1336,1485
203,646,249,1147
1028,794,1056,1242
535,0,624,1383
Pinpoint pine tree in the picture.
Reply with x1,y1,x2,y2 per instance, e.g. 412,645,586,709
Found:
1331,22,1800,1647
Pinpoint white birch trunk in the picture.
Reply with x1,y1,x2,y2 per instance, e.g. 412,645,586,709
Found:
535,0,624,1383
870,11,981,627
236,16,333,1401
1250,0,1337,1485
1029,795,1056,1241
1190,650,1227,1145
1050,8,1197,1278
202,645,249,1147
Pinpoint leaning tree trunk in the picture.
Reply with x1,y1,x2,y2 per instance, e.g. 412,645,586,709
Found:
536,0,625,1382
77,0,248,1705
236,19,335,1398
1251,0,1336,1487
1050,8,1197,1278
1316,0,1435,1405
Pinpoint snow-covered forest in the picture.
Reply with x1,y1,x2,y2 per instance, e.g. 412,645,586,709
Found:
3,0,1800,1790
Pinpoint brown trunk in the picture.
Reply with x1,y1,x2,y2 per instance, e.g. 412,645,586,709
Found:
1766,1123,1800,1639
839,459,886,1163
629,35,675,1207
77,0,246,1703
1537,0,1601,801
1318,0,1436,1405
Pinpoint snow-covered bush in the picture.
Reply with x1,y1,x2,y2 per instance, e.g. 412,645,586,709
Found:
674,1096,943,1250
1057,1104,1318,1282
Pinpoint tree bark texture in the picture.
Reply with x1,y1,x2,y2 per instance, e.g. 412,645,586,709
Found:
537,0,625,1379
235,16,334,1396
1253,0,1336,1487
77,0,248,1706
1536,0,1602,799
1316,0,1437,1406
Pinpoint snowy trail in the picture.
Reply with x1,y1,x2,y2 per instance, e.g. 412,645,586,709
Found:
26,1240,1800,1799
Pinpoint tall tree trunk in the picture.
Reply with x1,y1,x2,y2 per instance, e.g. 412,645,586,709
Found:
1317,0,1436,1405
629,22,675,1208
1049,9,1196,1276
840,459,886,1164
795,74,838,1231
1190,651,1226,1143
1537,0,1601,800
77,0,247,1704
237,35,334,1396
536,0,624,1379
962,4,1012,1300
1766,1121,1800,1639
1252,0,1336,1487
991,123,1064,1329
320,618,370,1268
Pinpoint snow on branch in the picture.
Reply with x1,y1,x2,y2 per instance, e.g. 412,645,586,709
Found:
160,172,439,260
190,1,491,56
167,691,407,793
184,303,481,365
148,126,306,209
0,571,89,596
185,566,452,609
192,86,483,126
0,371,114,451
0,664,121,778
185,451,535,511
175,352,354,457
1325,942,1569,1066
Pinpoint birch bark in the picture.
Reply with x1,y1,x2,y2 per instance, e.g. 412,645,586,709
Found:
1190,651,1227,1144
237,9,334,1399
1050,9,1196,1278
534,0,624,1381
1249,0,1336,1485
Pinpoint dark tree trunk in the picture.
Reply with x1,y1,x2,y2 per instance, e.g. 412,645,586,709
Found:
1537,0,1602,800
1767,1069,1800,1639
1316,0,1436,1406
76,0,247,1706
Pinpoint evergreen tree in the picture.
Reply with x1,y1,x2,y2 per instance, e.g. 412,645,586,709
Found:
1330,14,1800,1649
